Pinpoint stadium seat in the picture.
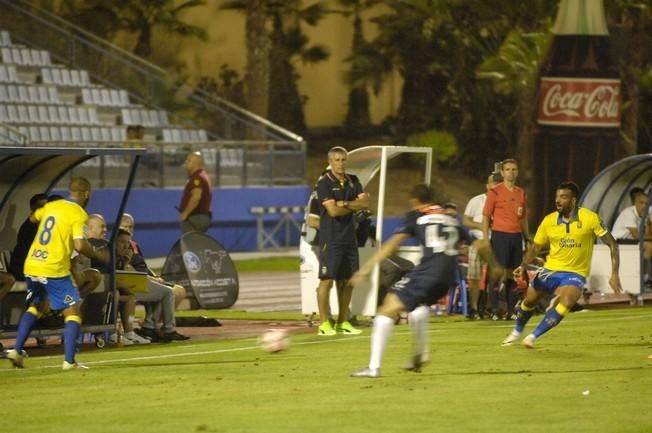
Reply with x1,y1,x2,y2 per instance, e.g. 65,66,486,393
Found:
0,30,11,46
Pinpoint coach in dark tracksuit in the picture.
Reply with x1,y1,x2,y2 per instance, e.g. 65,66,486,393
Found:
315,146,369,336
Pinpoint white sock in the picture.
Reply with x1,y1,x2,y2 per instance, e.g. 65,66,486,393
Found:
408,306,430,357
369,315,394,370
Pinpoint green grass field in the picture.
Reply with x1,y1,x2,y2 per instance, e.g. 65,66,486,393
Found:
2,308,651,433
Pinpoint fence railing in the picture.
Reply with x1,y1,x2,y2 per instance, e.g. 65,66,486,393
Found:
0,122,28,145
0,0,304,144
0,140,306,188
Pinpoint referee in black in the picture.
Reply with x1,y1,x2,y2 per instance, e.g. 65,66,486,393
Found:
315,146,369,336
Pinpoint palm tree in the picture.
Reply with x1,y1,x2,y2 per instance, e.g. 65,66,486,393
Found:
222,1,330,135
605,0,652,156
336,0,379,137
476,29,552,188
245,0,270,119
59,0,208,58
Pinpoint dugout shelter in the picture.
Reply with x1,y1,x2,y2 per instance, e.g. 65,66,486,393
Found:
300,145,432,317
579,154,652,297
0,146,143,344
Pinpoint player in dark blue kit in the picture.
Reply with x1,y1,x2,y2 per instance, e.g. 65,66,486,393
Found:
350,184,501,378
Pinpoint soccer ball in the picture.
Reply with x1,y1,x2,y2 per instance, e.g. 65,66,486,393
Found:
259,329,289,353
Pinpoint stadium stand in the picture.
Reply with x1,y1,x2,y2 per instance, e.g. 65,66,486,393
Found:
0,28,208,147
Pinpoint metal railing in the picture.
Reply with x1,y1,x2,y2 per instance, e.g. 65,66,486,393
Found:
3,140,306,188
0,122,28,145
0,0,304,144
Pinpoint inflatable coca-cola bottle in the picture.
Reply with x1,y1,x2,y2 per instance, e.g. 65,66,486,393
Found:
533,0,621,220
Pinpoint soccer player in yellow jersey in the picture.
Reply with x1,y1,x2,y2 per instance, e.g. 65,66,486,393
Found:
502,181,622,348
6,177,108,370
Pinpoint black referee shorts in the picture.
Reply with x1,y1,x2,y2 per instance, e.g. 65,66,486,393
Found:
490,231,524,269
318,243,359,280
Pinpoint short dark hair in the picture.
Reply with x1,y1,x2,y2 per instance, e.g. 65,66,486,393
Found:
629,187,646,203
557,181,579,199
29,193,48,211
501,158,518,167
411,184,432,204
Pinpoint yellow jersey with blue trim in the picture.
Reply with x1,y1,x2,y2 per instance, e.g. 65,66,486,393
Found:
533,207,607,278
24,198,88,278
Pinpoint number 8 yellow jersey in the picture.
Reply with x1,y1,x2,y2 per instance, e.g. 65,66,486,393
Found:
24,198,88,278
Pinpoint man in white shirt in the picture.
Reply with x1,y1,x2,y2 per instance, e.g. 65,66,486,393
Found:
612,187,652,281
463,173,500,319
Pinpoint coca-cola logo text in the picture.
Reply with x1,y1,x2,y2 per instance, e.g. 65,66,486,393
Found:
537,78,621,127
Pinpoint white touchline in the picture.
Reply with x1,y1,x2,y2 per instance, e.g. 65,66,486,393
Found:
0,312,648,373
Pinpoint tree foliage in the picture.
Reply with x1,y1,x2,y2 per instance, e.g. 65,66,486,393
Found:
59,0,207,58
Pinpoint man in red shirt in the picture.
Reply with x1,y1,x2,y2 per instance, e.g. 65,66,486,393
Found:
179,151,213,234
482,158,530,320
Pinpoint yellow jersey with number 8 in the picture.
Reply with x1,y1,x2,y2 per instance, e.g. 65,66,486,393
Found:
24,199,87,278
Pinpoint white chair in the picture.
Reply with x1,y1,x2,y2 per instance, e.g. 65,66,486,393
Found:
0,31,11,46
39,126,51,142
121,108,133,125
81,88,92,105
27,105,39,123
35,86,46,103
61,70,73,87
40,51,51,66
69,70,81,87
77,107,89,124
7,85,18,102
71,126,82,142
62,106,75,124
0,47,13,63
17,105,29,123
48,87,59,103
61,126,72,141
1,48,11,63
20,49,32,66
87,108,98,124
118,90,129,106
80,70,90,86
90,127,102,142
38,106,48,123
28,126,40,141
7,105,19,123
41,68,53,84
49,126,61,141
81,126,91,142
0,105,9,122
51,69,62,85
101,89,112,106
110,127,122,142
100,127,111,142
48,106,60,123
22,86,34,103
158,111,169,126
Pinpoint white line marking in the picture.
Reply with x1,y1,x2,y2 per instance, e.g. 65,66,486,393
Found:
1,312,648,373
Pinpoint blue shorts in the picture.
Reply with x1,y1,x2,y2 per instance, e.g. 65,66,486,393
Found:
26,275,81,311
389,263,452,312
531,269,586,294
